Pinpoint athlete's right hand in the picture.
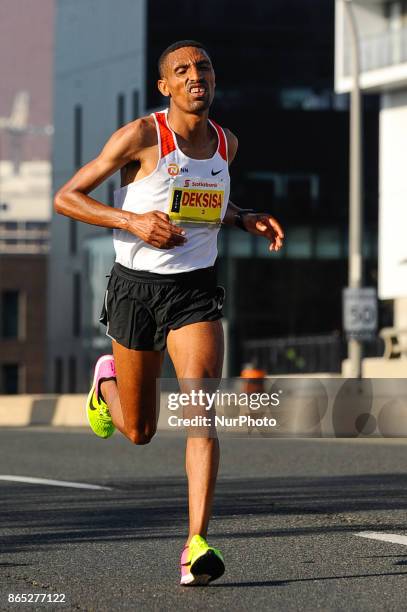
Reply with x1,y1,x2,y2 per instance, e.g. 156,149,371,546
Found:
128,211,187,249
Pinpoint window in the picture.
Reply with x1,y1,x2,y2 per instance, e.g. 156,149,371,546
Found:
287,179,312,217
68,356,76,392
74,104,82,169
285,227,313,258
54,357,63,393
228,231,254,257
385,1,402,22
117,93,126,128
71,105,81,255
316,228,342,259
1,290,19,338
69,219,77,254
73,273,81,337
2,364,19,394
107,180,115,207
26,222,45,230
132,89,139,120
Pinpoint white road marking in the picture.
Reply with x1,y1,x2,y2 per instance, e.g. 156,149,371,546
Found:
355,532,407,546
0,475,111,490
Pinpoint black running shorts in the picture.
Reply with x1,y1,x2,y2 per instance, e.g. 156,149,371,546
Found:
100,262,225,351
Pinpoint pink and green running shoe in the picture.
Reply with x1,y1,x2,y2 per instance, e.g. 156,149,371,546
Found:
86,354,116,439
180,535,225,586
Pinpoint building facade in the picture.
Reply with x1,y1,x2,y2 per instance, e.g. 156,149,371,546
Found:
0,161,51,393
0,0,54,394
148,0,381,373
0,254,47,393
335,0,407,331
49,0,146,392
50,0,380,388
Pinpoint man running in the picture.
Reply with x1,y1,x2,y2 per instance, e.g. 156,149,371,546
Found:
54,40,284,586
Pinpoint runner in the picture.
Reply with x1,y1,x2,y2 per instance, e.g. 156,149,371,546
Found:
54,39,284,586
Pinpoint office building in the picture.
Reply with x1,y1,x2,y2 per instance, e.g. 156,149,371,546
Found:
335,0,407,344
49,0,380,388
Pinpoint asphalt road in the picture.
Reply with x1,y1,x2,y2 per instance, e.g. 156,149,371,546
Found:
2,428,407,611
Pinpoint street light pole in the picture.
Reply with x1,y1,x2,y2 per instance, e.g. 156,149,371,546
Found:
344,0,363,378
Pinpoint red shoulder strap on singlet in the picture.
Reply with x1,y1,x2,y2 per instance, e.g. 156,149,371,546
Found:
155,112,176,158
210,119,228,162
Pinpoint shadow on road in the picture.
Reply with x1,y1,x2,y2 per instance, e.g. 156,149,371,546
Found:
210,570,407,588
2,472,407,555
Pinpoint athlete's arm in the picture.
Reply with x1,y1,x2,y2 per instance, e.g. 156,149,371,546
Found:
54,118,186,249
221,128,284,252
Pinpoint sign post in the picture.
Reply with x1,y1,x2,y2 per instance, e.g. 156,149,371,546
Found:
343,0,364,377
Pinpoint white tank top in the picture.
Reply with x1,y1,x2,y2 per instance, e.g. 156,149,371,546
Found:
113,108,230,273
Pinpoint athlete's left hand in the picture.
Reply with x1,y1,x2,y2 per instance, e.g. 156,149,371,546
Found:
243,213,284,252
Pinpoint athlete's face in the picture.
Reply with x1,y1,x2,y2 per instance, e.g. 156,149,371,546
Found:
158,47,215,113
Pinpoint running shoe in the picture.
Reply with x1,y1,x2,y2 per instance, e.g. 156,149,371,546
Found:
180,535,225,586
86,354,116,439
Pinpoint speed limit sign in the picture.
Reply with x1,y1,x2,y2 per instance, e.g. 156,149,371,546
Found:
343,287,378,339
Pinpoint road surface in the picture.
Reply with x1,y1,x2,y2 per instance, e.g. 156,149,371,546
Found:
1,428,407,611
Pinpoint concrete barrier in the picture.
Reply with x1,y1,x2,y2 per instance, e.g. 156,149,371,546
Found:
342,357,407,377
0,394,172,430
2,377,407,438
0,395,35,426
0,395,88,427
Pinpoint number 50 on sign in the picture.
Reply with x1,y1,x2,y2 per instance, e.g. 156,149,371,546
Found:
343,287,378,340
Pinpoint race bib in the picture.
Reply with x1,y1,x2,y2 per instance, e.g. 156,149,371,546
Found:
168,176,225,224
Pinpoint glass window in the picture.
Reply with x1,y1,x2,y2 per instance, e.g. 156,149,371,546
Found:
280,88,314,110
69,219,77,255
285,227,312,258
54,357,63,393
229,231,254,257
26,222,45,230
117,93,126,128
73,273,81,337
68,356,76,392
316,228,342,259
286,178,312,218
2,364,19,394
1,290,19,338
132,89,139,120
107,180,115,207
74,104,82,169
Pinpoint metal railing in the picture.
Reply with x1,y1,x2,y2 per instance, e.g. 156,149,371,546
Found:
345,26,407,75
243,334,384,375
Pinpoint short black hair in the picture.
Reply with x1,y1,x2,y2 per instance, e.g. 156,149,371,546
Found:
158,40,210,77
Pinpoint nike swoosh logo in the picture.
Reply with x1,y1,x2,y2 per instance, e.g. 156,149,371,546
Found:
211,169,223,176
90,392,98,411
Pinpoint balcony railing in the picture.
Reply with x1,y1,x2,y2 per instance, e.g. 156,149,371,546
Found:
345,26,407,75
